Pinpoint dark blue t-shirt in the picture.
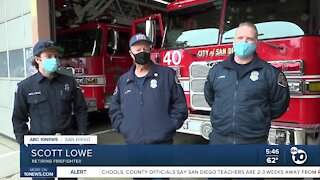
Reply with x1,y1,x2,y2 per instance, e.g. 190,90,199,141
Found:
135,75,146,89
232,59,252,78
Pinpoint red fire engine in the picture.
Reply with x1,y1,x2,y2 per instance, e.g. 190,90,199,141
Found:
57,22,132,112
133,0,320,144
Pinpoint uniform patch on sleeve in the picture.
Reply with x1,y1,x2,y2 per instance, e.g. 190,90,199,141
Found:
175,75,180,84
278,73,287,87
113,86,118,95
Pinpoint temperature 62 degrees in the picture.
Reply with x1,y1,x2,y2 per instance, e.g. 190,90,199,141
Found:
266,157,279,164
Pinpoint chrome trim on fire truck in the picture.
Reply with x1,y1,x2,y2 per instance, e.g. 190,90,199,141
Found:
268,60,304,74
79,85,105,87
287,75,320,79
75,75,106,86
291,95,320,98
179,78,190,92
269,124,320,145
189,60,222,111
271,121,320,129
287,78,320,95
287,80,303,94
179,77,190,80
177,114,211,139
191,77,207,80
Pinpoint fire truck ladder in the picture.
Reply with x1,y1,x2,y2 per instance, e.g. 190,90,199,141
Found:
72,0,166,25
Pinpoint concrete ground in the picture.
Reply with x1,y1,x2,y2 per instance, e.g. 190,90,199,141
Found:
0,112,208,180
0,135,23,180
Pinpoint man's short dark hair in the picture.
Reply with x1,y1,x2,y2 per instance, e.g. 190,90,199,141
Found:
238,22,258,38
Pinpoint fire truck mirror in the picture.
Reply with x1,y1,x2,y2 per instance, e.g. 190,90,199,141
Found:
112,30,119,51
146,19,156,44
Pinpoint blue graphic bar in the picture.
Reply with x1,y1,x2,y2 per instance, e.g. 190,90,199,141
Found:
20,145,320,167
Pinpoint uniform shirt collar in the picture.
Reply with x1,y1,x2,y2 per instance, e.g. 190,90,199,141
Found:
35,71,64,83
126,61,158,84
35,71,45,83
223,53,263,70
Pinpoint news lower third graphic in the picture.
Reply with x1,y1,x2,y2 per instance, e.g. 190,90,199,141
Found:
20,135,320,178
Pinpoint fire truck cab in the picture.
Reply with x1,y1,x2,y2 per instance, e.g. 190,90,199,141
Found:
133,0,320,145
57,22,132,112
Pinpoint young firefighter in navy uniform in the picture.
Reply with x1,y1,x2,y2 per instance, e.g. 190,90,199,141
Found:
109,34,188,145
12,40,88,145
204,22,290,145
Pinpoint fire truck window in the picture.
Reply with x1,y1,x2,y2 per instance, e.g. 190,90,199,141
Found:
57,29,102,57
164,0,222,49
135,22,146,35
107,31,129,55
133,21,162,49
222,0,319,43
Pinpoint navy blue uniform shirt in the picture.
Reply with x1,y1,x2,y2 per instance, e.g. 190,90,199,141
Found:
109,61,188,144
12,72,88,144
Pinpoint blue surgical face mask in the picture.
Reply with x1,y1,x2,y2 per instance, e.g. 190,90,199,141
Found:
42,58,59,73
233,42,256,58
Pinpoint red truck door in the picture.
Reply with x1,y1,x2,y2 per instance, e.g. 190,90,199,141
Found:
103,28,132,108
132,14,164,63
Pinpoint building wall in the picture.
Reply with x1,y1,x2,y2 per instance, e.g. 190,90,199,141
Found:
0,0,33,138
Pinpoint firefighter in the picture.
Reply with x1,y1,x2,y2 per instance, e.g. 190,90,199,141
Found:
204,22,290,144
12,39,88,147
109,33,188,145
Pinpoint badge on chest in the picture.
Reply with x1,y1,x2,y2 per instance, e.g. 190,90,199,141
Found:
150,79,158,89
250,71,259,81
